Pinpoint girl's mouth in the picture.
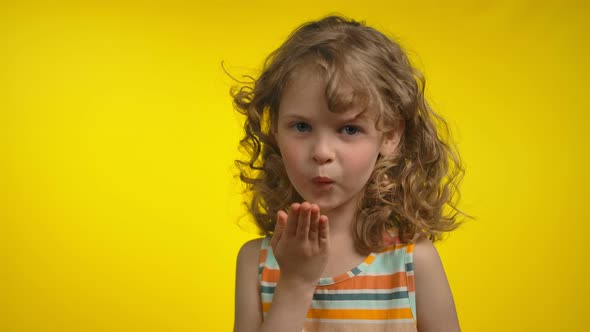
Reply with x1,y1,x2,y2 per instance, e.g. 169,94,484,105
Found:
312,176,334,184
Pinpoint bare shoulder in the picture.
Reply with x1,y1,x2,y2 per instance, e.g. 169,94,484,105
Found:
413,236,442,265
234,238,264,332
413,236,461,332
237,238,264,263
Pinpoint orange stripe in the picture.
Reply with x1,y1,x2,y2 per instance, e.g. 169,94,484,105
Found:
332,273,350,283
260,268,281,282
407,275,415,292
263,303,414,319
259,248,268,264
379,243,413,253
261,270,411,290
262,270,412,291
307,307,413,320
324,273,409,290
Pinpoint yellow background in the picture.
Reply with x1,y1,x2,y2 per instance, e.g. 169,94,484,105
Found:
1,1,588,331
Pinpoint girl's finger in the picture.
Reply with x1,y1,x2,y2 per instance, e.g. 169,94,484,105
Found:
318,215,329,252
270,210,288,249
285,203,300,237
308,204,320,243
297,202,311,239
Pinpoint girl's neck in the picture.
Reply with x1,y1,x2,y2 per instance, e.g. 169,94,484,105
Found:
322,203,355,236
319,202,368,278
320,200,359,252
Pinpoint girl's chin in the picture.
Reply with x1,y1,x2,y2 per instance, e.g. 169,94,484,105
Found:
297,197,334,211
298,198,351,214
296,187,360,213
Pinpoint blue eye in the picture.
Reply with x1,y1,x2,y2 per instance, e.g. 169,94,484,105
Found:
341,125,360,135
293,122,311,132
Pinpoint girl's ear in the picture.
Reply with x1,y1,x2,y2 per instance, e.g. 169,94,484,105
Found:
379,120,404,156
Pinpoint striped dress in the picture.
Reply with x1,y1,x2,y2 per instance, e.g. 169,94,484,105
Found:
258,231,418,332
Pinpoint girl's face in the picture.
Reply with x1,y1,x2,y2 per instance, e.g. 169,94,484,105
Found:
274,63,398,214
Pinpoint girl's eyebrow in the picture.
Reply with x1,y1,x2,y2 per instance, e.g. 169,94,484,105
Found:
338,110,372,123
281,114,310,121
281,111,372,123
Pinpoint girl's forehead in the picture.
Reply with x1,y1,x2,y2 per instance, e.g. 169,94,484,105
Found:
280,106,373,121
281,63,377,120
279,90,376,124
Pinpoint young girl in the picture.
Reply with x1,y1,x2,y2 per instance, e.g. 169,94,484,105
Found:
232,15,464,332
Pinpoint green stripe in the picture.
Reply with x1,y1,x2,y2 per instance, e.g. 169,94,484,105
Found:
261,286,408,301
260,286,275,294
262,295,411,310
313,291,409,301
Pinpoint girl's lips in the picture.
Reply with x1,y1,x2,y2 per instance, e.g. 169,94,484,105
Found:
312,176,334,184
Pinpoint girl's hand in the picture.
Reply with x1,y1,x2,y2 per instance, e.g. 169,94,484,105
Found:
270,202,330,286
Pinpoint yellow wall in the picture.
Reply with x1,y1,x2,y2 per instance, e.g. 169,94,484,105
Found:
1,1,588,331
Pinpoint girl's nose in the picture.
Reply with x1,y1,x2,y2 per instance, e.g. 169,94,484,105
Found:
312,138,334,164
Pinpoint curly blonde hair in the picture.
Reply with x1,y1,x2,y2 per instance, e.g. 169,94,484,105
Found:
231,15,466,254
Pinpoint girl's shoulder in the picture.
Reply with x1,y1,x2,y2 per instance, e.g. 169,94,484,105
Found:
411,235,461,330
237,238,265,262
412,235,443,270
234,238,265,331
236,238,266,276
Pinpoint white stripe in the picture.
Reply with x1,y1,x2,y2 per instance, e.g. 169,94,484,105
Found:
261,284,408,294
313,287,407,294
260,280,277,287
305,318,416,324
360,268,408,276
310,300,411,310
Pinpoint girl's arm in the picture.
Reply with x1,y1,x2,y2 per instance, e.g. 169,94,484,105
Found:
233,238,263,332
233,202,329,332
414,236,461,332
233,238,318,332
